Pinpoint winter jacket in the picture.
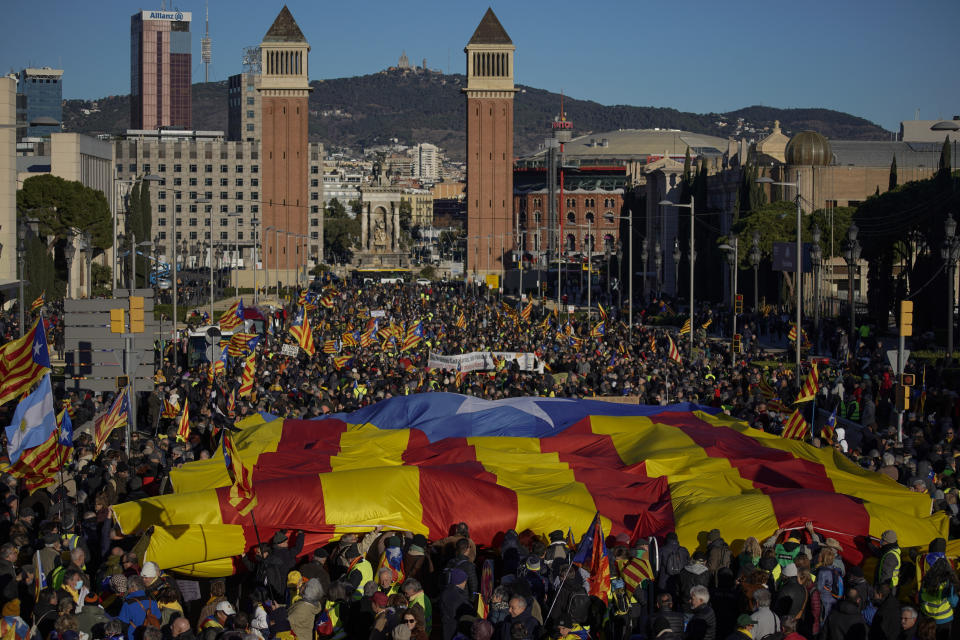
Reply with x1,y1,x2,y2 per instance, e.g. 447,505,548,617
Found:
869,593,902,640
774,577,807,619
287,598,322,640
823,600,868,640
685,603,717,640
679,563,711,602
439,583,473,640
117,590,161,640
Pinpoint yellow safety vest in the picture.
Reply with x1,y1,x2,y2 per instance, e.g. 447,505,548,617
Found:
324,601,347,640
920,584,954,622
352,559,374,595
881,548,902,588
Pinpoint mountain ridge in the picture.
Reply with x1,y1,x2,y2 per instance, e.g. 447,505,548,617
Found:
61,70,891,161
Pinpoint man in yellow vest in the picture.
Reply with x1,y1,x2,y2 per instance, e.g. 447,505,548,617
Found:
875,530,902,595
340,544,373,598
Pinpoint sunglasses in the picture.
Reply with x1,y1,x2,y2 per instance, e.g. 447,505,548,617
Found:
404,618,416,624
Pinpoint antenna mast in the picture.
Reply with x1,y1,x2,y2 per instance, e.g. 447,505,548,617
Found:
201,0,212,83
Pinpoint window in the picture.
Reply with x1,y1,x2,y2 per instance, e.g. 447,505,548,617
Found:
189,164,197,172
158,204,167,213
251,165,258,173
567,212,575,224
176,232,182,240
310,218,319,227
175,218,182,227
310,231,319,240
175,205,182,213
204,232,211,240
246,110,254,118
251,192,258,200
235,165,243,173
158,190,166,199
251,178,258,187
189,178,198,186
173,177,182,186
604,211,615,223
142,164,151,174
189,191,198,200
173,164,182,173
220,165,228,172
204,178,213,186
158,218,167,227
235,178,244,187
220,232,229,240
220,218,228,227
235,192,243,201
235,205,244,213
251,205,259,214
158,231,166,240
128,163,137,173
534,211,542,224
220,205,228,213
310,179,319,187
238,232,244,240
311,205,319,214
205,205,213,213
311,192,319,200
189,218,198,227
158,163,166,172
220,178,228,186
246,97,254,105
586,212,595,223
204,191,213,200
205,164,213,172
220,191,228,200
246,124,255,132
311,166,319,174
189,231,197,240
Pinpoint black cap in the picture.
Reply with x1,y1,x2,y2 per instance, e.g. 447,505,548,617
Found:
411,534,427,547
548,530,564,542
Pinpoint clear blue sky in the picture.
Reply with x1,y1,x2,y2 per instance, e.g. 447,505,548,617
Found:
3,0,958,132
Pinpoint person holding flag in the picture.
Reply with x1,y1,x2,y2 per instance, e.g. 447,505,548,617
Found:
176,401,190,442
289,306,315,356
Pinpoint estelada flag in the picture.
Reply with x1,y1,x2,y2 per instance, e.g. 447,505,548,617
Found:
782,409,810,440
221,431,257,516
289,306,315,356
219,299,244,332
0,319,51,406
795,363,819,404
176,401,190,442
30,292,45,312
94,388,128,454
238,352,256,398
572,514,611,604
162,399,180,419
114,394,948,578
667,334,682,363
456,312,467,329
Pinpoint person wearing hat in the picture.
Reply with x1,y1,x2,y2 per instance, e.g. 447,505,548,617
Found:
726,614,756,640
299,547,331,593
551,614,589,639
117,574,162,640
545,530,570,568
242,529,304,602
443,538,478,597
774,563,807,620
76,592,111,639
403,534,433,584
439,567,472,640
916,539,960,636
340,542,375,597
679,552,711,609
199,600,235,640
874,530,902,594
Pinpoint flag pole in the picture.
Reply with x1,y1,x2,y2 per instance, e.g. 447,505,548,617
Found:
545,511,599,621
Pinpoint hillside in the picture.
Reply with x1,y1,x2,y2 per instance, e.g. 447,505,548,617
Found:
62,71,891,161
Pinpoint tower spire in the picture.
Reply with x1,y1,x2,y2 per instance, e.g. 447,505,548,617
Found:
201,0,212,83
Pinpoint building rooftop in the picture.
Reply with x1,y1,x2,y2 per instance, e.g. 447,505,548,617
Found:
263,6,306,43
468,8,512,46
525,129,729,163
829,140,945,168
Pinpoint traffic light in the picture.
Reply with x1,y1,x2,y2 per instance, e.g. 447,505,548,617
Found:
116,375,129,390
110,308,125,333
129,296,145,333
732,333,742,354
896,385,910,411
900,373,915,387
899,300,913,337
735,294,743,314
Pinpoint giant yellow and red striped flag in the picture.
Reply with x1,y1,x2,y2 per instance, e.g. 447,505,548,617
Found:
782,409,810,441
795,363,819,404
238,353,256,398
94,388,129,454
667,334,682,363
289,306,315,356
176,401,190,443
0,319,51,406
221,431,257,516
219,300,244,332
114,394,947,578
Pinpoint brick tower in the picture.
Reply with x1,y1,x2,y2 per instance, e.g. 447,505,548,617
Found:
259,6,311,287
464,8,516,280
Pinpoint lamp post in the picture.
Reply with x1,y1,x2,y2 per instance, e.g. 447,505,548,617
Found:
749,231,761,313
654,241,662,298
616,241,623,313
64,240,76,299
943,213,960,358
672,238,681,298
757,176,802,384
17,221,27,335
810,225,823,350
720,235,739,367
605,246,612,299
81,231,93,298
265,226,273,299
842,222,861,346
658,197,696,359
640,238,648,308
251,217,260,304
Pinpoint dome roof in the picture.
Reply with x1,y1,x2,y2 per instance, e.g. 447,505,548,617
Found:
785,131,833,166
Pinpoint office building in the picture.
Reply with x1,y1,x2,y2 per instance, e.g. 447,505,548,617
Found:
414,143,441,183
259,6,315,280
0,77,17,288
227,72,261,143
464,8,516,278
17,67,63,139
130,9,193,130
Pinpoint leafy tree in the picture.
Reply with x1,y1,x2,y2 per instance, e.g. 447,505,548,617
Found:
23,234,62,303
16,174,113,248
889,155,897,192
323,199,360,264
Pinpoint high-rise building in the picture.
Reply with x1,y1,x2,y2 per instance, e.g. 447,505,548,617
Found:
258,6,315,281
227,72,261,142
414,143,441,183
463,8,515,278
0,77,17,287
130,9,193,130
17,67,63,139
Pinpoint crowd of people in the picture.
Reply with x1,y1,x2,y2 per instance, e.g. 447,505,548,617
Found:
0,277,958,640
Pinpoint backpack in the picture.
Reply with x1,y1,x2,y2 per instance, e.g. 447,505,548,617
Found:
443,556,470,587
663,546,689,577
129,597,161,629
707,542,732,582
818,566,844,602
566,592,591,624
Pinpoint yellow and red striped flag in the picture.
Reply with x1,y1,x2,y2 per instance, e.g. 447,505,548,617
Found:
667,334,682,363
0,319,51,406
221,431,257,516
30,292,45,312
456,312,467,329
333,355,352,370
701,318,713,330
341,331,358,347
648,334,657,353
520,302,533,322
322,339,339,355
238,352,256,398
679,319,691,335
289,306,315,356
617,553,654,593
94,388,129,454
176,401,190,442
219,299,244,332
227,332,258,357
161,398,180,419
782,409,810,440
9,409,73,494
795,363,819,404
401,321,424,352
227,388,236,420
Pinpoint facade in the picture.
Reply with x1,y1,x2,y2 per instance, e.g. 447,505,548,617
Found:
413,143,441,183
258,6,314,283
399,189,433,229
900,118,960,145
0,78,17,288
113,131,323,278
513,167,626,265
130,9,192,130
463,8,516,279
227,72,261,143
17,67,63,139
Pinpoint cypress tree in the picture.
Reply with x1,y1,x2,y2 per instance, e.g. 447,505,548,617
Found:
939,135,952,181
888,155,897,192
682,147,692,188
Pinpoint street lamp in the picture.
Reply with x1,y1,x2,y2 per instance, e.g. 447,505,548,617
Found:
251,217,260,304
228,212,242,295
81,231,93,298
749,231,761,313
720,235,739,367
658,197,696,359
672,238,681,297
758,175,802,383
640,238,648,307
17,221,27,335
653,241,662,298
63,240,76,299
942,213,960,358
810,225,823,350
842,222,861,347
